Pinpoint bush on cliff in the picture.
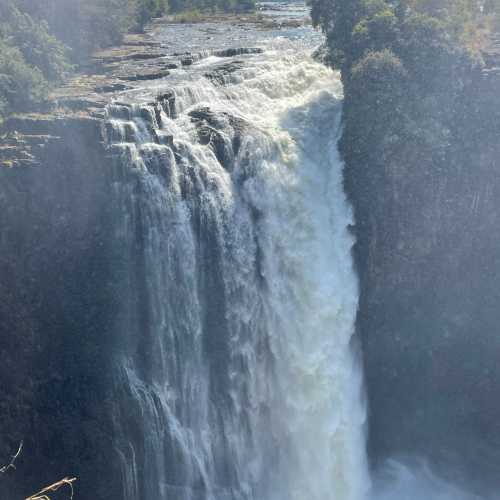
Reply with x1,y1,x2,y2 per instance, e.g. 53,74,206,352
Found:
129,0,169,31
0,3,71,81
341,49,408,163
351,7,399,62
16,0,137,61
310,0,480,172
0,42,49,113
0,3,70,121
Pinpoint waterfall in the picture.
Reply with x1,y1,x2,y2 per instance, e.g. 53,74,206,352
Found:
104,38,370,500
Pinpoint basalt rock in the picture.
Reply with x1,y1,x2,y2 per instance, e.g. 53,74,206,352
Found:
214,47,263,57
95,82,129,93
205,61,245,85
189,106,249,172
118,69,170,82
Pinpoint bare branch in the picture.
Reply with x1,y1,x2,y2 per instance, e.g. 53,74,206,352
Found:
26,477,77,500
0,441,23,474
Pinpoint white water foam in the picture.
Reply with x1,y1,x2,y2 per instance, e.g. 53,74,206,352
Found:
106,37,369,500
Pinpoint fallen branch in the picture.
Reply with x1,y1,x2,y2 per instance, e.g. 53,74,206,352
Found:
26,477,77,500
0,441,23,473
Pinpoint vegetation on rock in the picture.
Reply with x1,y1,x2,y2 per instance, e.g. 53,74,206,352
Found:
308,0,493,192
0,2,70,120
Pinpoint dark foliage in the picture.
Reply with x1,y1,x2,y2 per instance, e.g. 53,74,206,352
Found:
0,2,71,119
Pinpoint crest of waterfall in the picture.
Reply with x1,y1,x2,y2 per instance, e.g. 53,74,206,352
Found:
104,38,370,500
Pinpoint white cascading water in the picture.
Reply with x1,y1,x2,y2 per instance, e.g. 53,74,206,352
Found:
104,37,370,500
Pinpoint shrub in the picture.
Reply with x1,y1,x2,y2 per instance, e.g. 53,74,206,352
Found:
0,40,50,117
0,3,72,121
0,3,71,82
133,0,169,30
14,0,134,61
351,8,399,60
351,48,407,91
342,49,408,160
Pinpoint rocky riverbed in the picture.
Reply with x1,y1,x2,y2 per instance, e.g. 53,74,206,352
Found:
0,2,314,169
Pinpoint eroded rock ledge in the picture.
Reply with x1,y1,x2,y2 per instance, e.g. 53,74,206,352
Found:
0,16,271,170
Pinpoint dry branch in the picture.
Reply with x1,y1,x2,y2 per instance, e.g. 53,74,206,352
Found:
0,441,23,473
26,477,77,500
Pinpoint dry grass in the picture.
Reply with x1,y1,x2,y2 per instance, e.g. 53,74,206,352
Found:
1,441,77,500
26,477,77,500
0,441,23,474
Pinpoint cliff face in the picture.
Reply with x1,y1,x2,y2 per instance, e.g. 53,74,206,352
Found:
346,53,500,488
0,28,179,498
0,113,122,497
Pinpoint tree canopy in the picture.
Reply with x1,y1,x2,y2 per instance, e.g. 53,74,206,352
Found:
309,0,491,202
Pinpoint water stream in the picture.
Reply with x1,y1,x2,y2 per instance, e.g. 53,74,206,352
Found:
104,27,369,500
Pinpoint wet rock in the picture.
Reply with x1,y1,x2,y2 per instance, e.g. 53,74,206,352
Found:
95,82,129,93
155,131,174,147
0,141,38,168
54,96,108,111
205,61,244,86
189,106,249,172
106,104,132,121
159,62,179,70
94,50,166,64
118,69,170,82
312,43,328,64
122,38,162,49
0,132,67,168
5,115,103,146
214,47,263,57
139,144,176,181
156,90,176,119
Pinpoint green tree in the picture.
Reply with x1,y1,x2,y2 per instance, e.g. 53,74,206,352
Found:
0,2,71,81
14,0,139,60
0,2,72,121
0,39,49,117
133,0,169,31
351,7,399,61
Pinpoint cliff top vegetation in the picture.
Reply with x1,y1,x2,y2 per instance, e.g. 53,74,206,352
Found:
310,0,500,72
308,0,499,173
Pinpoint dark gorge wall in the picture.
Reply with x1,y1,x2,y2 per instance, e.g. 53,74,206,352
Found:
0,116,123,498
345,55,500,490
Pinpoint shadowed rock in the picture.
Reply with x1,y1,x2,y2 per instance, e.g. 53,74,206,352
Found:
118,69,170,82
189,107,249,172
205,61,245,85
